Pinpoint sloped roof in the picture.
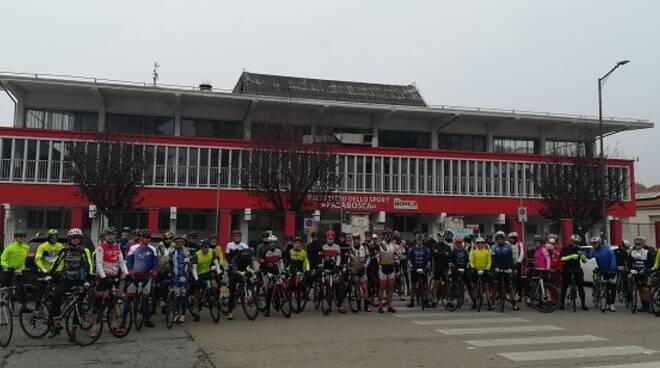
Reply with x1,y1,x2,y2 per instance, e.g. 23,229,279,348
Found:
232,72,426,107
637,192,660,200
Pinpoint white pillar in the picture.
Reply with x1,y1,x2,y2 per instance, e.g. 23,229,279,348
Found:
169,207,177,234
3,204,13,247
240,220,249,243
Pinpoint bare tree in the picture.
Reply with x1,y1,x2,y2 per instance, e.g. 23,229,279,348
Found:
67,132,153,223
535,141,627,238
241,116,340,215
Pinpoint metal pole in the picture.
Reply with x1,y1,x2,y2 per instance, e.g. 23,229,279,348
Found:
215,172,220,236
598,78,607,243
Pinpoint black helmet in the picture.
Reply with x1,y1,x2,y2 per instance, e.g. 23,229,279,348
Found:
104,227,117,236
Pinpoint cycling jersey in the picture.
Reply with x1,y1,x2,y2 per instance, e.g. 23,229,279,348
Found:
225,241,249,263
230,251,254,275
654,250,660,271
211,245,225,266
289,248,310,272
95,240,128,278
169,248,189,287
127,244,159,275
614,247,630,268
35,241,64,273
629,249,648,271
431,242,451,272
408,246,431,270
320,243,341,270
470,247,491,271
511,241,525,264
51,245,93,281
491,243,514,270
586,245,617,275
534,245,551,271
1,240,29,271
378,242,398,266
451,248,469,269
156,242,175,273
348,245,369,273
193,249,218,277
560,244,585,272
260,247,283,274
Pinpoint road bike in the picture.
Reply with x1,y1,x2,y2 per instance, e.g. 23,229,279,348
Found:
236,270,260,321
628,269,641,314
412,268,428,310
444,267,466,311
592,270,608,313
473,270,490,312
524,270,558,313
492,268,514,313
0,286,15,347
346,269,366,314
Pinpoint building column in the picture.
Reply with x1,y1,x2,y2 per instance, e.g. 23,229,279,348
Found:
285,211,296,238
148,209,159,235
609,218,622,245
3,204,13,247
70,207,84,230
169,207,177,234
560,218,573,246
218,210,232,249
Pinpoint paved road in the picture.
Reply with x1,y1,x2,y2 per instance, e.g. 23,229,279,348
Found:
2,295,660,368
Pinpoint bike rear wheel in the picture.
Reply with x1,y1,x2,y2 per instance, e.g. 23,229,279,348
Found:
241,284,259,321
109,296,132,338
347,282,362,314
535,284,558,313
165,291,176,329
0,301,13,347
19,299,50,339
320,282,333,316
276,285,292,318
133,295,145,331
208,290,222,323
631,283,638,314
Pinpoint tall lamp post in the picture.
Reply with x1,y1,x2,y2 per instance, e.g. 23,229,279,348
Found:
598,60,629,243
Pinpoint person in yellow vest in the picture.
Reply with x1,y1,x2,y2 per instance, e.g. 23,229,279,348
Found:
35,229,64,273
191,239,220,321
469,237,493,309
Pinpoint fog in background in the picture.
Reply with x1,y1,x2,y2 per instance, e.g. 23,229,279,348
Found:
1,0,658,183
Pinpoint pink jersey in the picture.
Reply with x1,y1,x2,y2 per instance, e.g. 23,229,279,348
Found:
534,245,551,271
95,241,129,278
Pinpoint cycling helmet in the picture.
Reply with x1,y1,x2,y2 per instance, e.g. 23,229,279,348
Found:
294,235,303,242
131,229,139,236
495,231,506,239
475,237,486,244
121,226,131,233
533,234,543,243
187,231,198,238
104,227,117,235
173,235,185,241
453,236,463,245
139,229,152,238
232,229,241,236
14,229,27,237
633,236,645,245
267,234,278,242
352,233,361,239
590,236,601,244
200,239,211,248
621,239,631,248
437,230,445,238
209,234,218,240
163,231,174,240
570,234,581,243
47,229,59,236
392,230,401,238
325,229,335,238
67,228,83,238
383,228,393,235
371,234,378,239
508,231,519,238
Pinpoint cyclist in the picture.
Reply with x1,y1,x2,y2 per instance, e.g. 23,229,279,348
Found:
258,235,286,317
615,239,631,269
288,236,310,274
429,230,451,306
377,228,399,313
125,229,141,256
394,230,409,299
225,230,249,265
186,231,200,253
117,227,132,257
347,233,370,311
1,229,30,311
337,232,350,259
92,227,128,337
228,247,256,318
320,229,347,313
282,236,294,267
470,237,492,309
547,233,562,296
407,237,431,308
191,239,220,321
491,231,519,310
559,234,588,311
154,231,175,314
585,236,616,312
509,231,526,299
627,238,650,312
208,234,225,265
125,229,159,328
450,236,475,306
35,229,64,273
47,228,94,337
169,235,189,323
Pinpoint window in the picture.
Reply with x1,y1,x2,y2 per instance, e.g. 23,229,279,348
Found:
25,109,98,131
181,118,242,139
106,114,174,135
438,134,486,151
379,130,430,149
545,140,585,156
494,137,537,154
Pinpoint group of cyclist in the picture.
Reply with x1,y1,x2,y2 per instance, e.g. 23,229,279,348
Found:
2,224,660,343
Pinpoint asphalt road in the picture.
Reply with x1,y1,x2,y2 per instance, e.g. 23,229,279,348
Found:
2,292,660,368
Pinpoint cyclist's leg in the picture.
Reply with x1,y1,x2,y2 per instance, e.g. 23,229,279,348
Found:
408,271,417,307
576,270,587,306
142,278,154,322
559,271,570,307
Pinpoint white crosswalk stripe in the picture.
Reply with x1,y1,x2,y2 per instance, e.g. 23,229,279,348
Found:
582,362,660,368
498,345,656,362
436,324,563,335
393,311,498,318
465,334,608,347
414,317,529,326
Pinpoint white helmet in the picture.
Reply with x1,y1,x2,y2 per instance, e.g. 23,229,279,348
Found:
475,237,486,243
495,231,506,239
508,231,519,238
67,228,83,237
267,234,278,242
570,234,581,243
590,236,601,244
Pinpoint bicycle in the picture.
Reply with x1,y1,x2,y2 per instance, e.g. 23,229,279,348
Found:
524,270,558,313
124,277,153,331
616,267,629,305
346,269,366,314
18,277,52,339
319,268,337,316
412,268,428,311
651,272,660,316
189,277,222,323
473,270,490,312
492,268,514,313
0,286,15,347
394,263,407,301
259,271,292,318
62,283,101,346
591,270,608,313
444,267,466,312
93,277,132,338
290,270,308,314
235,270,259,321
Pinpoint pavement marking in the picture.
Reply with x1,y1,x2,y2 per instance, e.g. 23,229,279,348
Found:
393,312,498,318
436,325,563,335
414,317,530,326
465,334,608,347
499,345,656,362
582,362,660,368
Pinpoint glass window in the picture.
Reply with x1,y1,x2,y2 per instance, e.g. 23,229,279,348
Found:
106,114,174,135
181,118,242,139
438,134,486,151
545,140,585,156
494,137,538,154
25,109,98,131
379,130,430,149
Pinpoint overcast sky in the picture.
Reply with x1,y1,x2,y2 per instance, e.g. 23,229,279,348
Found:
1,0,658,184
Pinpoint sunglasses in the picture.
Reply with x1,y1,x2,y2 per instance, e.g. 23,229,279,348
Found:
70,235,82,240
142,236,151,239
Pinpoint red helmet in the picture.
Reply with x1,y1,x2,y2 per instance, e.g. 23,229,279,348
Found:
325,229,335,238
453,236,464,245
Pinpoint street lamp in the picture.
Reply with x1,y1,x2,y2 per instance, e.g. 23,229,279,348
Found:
598,60,629,243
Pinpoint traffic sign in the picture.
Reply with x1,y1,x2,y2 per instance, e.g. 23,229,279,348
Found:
518,207,528,222
303,217,315,234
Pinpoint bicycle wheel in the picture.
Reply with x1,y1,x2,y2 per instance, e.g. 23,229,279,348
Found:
108,296,132,338
653,286,660,315
241,284,259,321
9,288,23,318
208,290,222,323
443,277,460,311
499,278,506,313
165,291,177,329
256,284,268,313
19,299,50,339
0,302,13,347
133,294,145,331
570,283,577,313
294,282,307,314
320,282,332,316
536,284,559,313
347,282,360,314
631,283,638,314
276,285,292,318
524,281,536,308
476,279,483,312
69,302,102,346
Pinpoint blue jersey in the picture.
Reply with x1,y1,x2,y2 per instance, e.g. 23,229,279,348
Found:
586,245,617,275
169,248,188,286
127,244,159,275
408,246,431,270
491,243,514,270
451,248,469,269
